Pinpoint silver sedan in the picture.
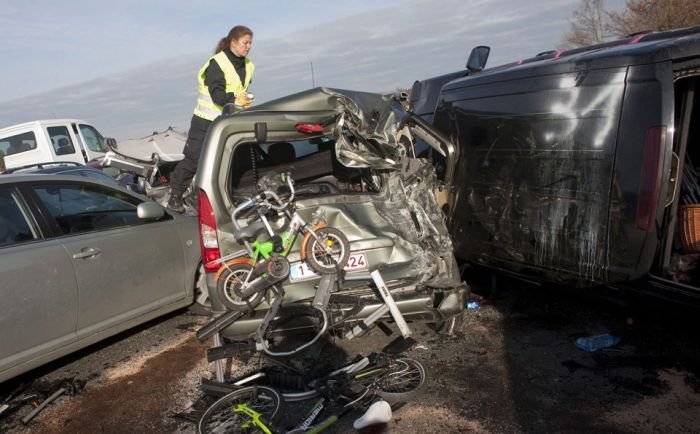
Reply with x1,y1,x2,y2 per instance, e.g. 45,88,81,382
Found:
0,174,201,383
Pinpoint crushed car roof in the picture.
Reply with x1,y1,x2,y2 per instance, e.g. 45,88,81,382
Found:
244,87,411,170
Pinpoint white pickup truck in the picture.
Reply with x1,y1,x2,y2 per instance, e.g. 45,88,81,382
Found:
0,119,111,171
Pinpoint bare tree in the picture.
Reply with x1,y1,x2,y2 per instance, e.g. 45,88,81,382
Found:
560,0,613,49
608,0,700,37
561,0,700,49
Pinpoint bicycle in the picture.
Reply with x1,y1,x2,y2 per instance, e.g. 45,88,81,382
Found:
198,346,426,434
203,172,359,357
212,172,351,313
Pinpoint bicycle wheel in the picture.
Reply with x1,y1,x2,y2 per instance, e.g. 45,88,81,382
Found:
303,227,351,274
198,386,282,434
216,263,265,312
369,358,426,399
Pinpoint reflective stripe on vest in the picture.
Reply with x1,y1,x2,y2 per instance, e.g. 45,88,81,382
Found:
193,52,255,121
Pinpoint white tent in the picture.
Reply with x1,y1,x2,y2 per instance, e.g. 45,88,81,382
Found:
115,127,186,162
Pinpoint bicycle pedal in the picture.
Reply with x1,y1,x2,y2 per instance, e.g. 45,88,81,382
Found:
376,321,393,336
381,336,418,355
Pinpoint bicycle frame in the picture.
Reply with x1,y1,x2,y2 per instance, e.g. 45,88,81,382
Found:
249,212,316,262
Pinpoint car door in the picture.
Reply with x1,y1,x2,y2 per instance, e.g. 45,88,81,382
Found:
30,180,188,338
0,185,78,381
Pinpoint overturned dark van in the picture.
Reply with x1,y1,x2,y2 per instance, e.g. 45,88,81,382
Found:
411,26,700,304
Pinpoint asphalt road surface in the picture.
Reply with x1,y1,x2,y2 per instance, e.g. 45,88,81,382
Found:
2,273,700,433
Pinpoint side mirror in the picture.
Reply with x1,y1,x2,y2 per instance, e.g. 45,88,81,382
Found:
137,201,165,220
105,137,118,150
255,122,267,144
466,46,490,73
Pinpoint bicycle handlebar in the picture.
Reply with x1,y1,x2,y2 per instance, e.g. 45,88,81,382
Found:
231,174,295,232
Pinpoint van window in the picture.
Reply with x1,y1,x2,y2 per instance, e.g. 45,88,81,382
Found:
0,189,37,247
47,126,76,156
0,131,38,156
228,135,377,199
230,137,336,190
78,124,108,153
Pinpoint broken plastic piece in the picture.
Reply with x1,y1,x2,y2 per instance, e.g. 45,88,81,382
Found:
575,333,620,352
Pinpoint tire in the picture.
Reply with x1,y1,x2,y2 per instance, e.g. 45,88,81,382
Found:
198,386,282,434
428,256,468,335
189,263,211,316
216,263,265,311
303,227,351,274
374,358,426,400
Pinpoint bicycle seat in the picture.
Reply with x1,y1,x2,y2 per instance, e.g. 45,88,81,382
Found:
353,400,392,430
234,220,268,243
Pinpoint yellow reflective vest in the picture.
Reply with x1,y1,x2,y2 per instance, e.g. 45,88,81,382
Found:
193,51,254,120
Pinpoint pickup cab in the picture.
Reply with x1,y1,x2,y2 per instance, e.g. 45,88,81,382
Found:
0,119,109,170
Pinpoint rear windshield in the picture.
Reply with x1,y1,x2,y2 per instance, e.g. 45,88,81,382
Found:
229,135,379,197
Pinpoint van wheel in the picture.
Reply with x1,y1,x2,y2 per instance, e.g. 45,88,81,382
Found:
427,256,465,335
427,312,464,335
189,263,211,316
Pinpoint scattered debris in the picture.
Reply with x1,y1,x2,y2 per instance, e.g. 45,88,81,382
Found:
21,388,65,424
575,333,620,352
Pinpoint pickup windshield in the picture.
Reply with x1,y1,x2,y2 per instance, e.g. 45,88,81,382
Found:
78,124,109,153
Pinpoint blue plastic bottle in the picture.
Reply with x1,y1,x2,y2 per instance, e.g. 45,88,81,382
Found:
575,333,620,352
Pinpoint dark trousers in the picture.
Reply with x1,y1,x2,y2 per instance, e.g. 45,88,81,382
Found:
170,114,211,198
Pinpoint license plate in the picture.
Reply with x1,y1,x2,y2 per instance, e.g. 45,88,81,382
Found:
289,253,368,282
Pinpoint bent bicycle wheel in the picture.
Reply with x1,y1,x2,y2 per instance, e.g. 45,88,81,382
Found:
303,227,351,274
198,385,282,434
357,358,426,400
216,263,265,312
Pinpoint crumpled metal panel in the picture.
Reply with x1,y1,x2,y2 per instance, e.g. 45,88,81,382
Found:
331,91,406,170
372,161,456,287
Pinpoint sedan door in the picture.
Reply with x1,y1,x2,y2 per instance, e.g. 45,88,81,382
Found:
0,187,78,381
30,181,188,338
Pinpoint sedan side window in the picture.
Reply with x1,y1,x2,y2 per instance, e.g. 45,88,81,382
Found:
33,183,144,235
0,190,37,247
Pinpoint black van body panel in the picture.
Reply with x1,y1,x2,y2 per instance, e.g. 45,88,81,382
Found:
606,62,673,282
436,67,626,285
410,70,467,123
426,26,700,288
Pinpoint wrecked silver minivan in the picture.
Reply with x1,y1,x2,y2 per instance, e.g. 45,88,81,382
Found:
195,88,467,350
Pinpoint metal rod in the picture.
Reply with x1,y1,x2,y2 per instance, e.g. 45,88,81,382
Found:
21,388,65,424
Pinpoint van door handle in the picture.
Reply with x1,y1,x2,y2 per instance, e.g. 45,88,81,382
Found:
72,247,102,259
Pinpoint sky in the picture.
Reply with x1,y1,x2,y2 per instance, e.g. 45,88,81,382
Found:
0,0,625,140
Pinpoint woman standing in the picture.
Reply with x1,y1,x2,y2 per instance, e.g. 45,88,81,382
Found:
168,25,255,212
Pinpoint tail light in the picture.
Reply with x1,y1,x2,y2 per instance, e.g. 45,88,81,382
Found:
198,190,221,273
636,126,666,231
295,123,324,134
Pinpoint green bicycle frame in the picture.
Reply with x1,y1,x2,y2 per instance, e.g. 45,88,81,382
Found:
250,230,298,262
234,403,273,434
